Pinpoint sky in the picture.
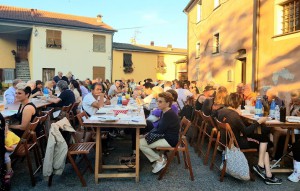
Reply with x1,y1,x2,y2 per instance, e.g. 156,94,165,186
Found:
1,0,190,48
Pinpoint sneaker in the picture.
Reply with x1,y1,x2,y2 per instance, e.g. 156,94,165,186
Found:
288,172,300,183
264,175,282,185
152,158,166,173
253,165,266,179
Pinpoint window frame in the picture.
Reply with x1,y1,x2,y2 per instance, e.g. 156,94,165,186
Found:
196,42,201,59
212,33,220,54
46,29,62,49
280,0,300,34
197,2,202,23
93,35,106,52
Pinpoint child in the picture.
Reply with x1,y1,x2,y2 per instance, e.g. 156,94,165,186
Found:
4,123,20,181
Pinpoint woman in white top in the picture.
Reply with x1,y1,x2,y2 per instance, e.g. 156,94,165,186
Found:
69,80,82,111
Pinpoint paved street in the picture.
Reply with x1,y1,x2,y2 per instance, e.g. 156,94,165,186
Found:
11,136,300,191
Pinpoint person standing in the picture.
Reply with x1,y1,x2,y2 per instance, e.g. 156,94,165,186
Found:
53,71,63,89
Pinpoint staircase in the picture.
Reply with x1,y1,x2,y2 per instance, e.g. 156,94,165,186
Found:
16,60,31,82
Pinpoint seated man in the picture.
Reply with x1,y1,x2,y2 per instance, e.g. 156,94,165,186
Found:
82,83,110,116
4,79,22,104
108,80,122,98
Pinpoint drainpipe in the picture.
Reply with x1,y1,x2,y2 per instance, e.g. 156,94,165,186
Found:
110,33,114,83
252,0,259,91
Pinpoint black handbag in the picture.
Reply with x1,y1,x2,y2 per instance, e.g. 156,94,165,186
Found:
145,132,164,145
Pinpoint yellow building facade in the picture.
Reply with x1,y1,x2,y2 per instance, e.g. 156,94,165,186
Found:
112,42,187,83
184,0,300,97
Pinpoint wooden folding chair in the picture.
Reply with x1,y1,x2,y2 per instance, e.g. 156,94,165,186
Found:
156,117,194,181
13,120,42,186
69,102,80,126
213,119,257,182
48,125,95,187
191,110,202,152
34,113,49,157
198,112,218,165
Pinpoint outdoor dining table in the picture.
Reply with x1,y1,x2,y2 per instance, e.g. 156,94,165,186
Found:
241,114,300,173
83,104,146,183
1,98,51,118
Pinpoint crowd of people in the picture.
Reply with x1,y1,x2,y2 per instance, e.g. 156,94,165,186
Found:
1,72,300,186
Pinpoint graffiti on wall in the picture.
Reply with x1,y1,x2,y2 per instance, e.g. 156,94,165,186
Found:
272,68,295,85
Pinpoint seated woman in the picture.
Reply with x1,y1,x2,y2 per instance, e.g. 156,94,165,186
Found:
26,80,43,98
9,83,37,137
69,80,82,113
140,92,180,173
43,80,54,96
48,80,76,108
217,93,282,185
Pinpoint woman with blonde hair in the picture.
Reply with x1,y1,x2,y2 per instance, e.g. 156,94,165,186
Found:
43,81,54,95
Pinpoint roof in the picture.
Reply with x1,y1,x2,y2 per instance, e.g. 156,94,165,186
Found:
113,42,187,55
0,5,116,33
183,0,198,13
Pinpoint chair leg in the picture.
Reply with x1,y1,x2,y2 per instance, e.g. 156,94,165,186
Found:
158,149,177,180
220,160,226,182
68,153,87,187
183,141,194,181
182,151,188,169
83,154,94,173
25,150,36,186
196,125,203,156
210,132,220,170
48,174,53,187
199,125,207,157
204,129,217,165
176,151,180,164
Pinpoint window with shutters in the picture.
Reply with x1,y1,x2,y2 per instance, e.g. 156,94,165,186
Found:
93,35,106,52
46,29,62,49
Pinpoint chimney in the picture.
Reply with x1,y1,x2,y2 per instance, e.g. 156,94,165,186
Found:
30,9,36,17
167,44,173,50
150,41,154,46
97,14,103,23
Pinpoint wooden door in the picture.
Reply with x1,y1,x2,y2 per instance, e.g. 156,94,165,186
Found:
42,68,55,82
93,67,105,80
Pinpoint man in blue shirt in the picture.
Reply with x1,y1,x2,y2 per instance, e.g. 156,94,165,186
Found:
4,79,22,104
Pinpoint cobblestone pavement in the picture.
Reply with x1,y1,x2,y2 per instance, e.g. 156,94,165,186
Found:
9,135,300,191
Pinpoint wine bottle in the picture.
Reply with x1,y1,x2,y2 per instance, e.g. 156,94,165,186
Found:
279,100,286,122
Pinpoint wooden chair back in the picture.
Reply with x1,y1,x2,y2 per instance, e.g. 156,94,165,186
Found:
179,116,192,138
215,118,239,149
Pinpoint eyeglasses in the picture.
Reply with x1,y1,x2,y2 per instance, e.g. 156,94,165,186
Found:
157,100,165,103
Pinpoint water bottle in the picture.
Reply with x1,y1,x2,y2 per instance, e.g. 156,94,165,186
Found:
280,101,286,122
255,97,263,117
275,105,280,121
269,99,276,119
117,94,122,106
43,88,49,98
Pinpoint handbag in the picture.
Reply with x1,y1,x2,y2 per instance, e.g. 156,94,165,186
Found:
145,132,164,145
224,144,250,181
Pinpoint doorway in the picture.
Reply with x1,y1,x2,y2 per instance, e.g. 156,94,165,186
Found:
93,67,105,80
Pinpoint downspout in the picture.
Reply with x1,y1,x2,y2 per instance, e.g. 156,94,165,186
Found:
183,10,189,81
252,0,259,91
110,33,114,83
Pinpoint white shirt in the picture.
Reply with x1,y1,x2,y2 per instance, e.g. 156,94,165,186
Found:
175,88,193,109
108,85,118,96
82,93,97,116
164,86,172,92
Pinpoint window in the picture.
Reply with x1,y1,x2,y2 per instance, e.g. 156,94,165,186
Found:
197,2,202,23
46,30,62,49
123,53,133,68
213,33,220,54
3,69,15,83
196,42,201,58
281,0,300,34
214,0,220,9
93,35,106,52
157,55,166,68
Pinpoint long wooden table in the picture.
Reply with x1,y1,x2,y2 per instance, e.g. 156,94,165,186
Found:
83,107,146,183
1,98,51,118
241,115,300,173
